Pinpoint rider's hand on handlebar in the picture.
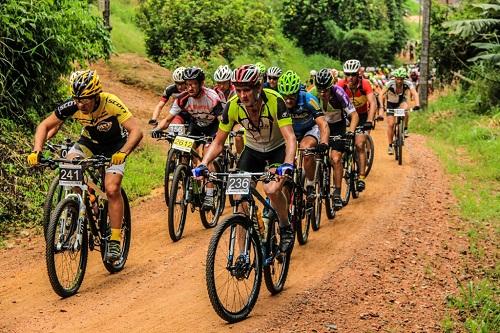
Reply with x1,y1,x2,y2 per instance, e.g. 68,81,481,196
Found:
363,121,373,130
111,151,127,165
27,151,41,166
192,164,208,179
277,163,294,177
151,128,164,139
345,131,355,139
148,119,158,126
316,143,329,153
413,105,420,111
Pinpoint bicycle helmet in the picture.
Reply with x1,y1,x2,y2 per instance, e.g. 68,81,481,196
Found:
71,70,102,98
266,66,282,78
231,64,261,87
309,69,317,77
213,65,232,82
182,67,205,83
343,59,361,74
172,67,186,83
254,62,266,75
393,68,407,78
277,70,301,96
314,68,334,90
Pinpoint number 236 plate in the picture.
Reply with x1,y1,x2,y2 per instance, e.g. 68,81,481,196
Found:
227,173,252,195
59,164,83,186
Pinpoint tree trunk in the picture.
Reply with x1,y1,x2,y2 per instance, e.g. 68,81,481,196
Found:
419,0,431,109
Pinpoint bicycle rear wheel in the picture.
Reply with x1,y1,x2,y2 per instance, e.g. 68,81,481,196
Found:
168,164,189,242
206,215,262,323
101,189,131,273
264,212,291,294
46,198,88,298
200,159,224,229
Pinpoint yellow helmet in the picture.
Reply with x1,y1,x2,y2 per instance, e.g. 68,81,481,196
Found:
71,70,102,98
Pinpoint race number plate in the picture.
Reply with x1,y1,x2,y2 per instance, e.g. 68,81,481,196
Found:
393,108,405,117
172,136,195,152
59,164,83,186
167,124,186,135
226,173,252,195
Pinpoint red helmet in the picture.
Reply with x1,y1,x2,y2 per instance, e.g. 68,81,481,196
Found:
231,64,260,87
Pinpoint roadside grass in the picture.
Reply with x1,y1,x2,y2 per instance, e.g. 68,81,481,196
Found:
109,0,146,55
405,0,421,16
412,88,500,332
406,19,420,41
121,143,165,202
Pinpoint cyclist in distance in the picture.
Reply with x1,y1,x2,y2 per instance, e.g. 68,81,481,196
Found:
150,67,188,126
263,66,283,91
27,70,143,261
194,64,297,252
152,67,223,209
315,68,358,209
378,67,420,155
337,59,377,192
277,70,330,199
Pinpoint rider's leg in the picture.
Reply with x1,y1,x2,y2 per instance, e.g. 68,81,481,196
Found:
387,115,395,145
300,135,318,182
105,171,124,232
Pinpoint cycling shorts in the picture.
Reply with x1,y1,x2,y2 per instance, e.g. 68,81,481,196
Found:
68,140,125,175
189,120,219,138
328,122,347,153
296,125,320,143
238,144,286,173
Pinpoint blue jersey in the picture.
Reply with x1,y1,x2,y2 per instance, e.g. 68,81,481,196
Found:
287,89,324,137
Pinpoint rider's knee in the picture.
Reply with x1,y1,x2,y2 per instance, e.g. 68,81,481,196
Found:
106,183,121,199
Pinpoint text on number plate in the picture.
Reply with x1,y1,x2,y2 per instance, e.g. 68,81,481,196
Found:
59,164,83,186
167,124,186,135
227,173,252,195
172,136,195,152
393,108,405,117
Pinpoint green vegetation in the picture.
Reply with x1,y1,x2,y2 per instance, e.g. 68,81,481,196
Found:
412,88,499,332
109,0,146,55
404,0,420,16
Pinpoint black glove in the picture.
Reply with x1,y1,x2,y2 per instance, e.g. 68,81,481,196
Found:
316,143,329,153
363,121,373,130
413,105,420,111
345,131,355,139
148,119,158,126
151,129,164,139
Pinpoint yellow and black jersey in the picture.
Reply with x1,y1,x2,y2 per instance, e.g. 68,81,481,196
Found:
55,92,132,146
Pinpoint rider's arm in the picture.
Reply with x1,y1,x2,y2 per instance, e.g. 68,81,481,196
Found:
315,116,330,145
367,92,377,122
378,86,388,111
156,97,182,130
120,116,143,155
151,100,167,121
280,125,296,165
200,129,229,166
33,113,64,152
410,86,419,107
348,112,359,133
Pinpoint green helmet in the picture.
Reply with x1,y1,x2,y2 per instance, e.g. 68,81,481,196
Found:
278,70,301,95
254,62,266,74
393,67,407,78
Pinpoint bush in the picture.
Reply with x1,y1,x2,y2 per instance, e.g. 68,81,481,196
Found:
0,0,112,129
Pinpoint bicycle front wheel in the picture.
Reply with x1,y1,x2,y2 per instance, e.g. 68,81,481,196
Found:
263,213,291,294
43,176,66,240
294,190,310,245
364,134,375,177
200,159,224,229
164,149,179,207
398,121,404,165
341,154,353,206
324,159,336,219
206,215,262,323
311,162,323,231
46,198,88,298
168,164,189,242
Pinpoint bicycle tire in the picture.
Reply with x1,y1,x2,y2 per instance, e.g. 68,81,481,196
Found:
311,162,323,231
394,123,400,162
206,215,262,323
341,153,352,206
264,212,291,294
351,150,360,199
168,164,189,242
200,159,223,229
364,134,375,177
324,159,336,219
398,121,404,165
43,176,65,240
164,148,179,207
101,189,131,273
293,186,309,245
46,198,88,298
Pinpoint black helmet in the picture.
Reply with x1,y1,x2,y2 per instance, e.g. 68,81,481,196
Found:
182,67,205,83
315,68,334,90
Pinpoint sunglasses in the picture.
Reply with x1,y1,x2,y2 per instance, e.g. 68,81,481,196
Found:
267,76,278,81
345,73,358,77
73,97,94,105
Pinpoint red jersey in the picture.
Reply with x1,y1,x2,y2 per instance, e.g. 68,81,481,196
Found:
337,78,373,114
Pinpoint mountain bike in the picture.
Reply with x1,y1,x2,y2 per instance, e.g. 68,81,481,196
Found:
42,138,74,239
166,133,224,241
205,171,291,323
306,147,333,229
42,156,131,298
388,108,406,165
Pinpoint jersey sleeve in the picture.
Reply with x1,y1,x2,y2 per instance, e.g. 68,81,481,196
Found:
361,79,373,94
276,97,292,128
334,86,356,116
169,98,182,116
219,102,234,133
106,94,132,124
54,99,78,120
161,84,176,102
306,94,324,119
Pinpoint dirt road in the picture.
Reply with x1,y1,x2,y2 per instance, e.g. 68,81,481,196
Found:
0,58,464,332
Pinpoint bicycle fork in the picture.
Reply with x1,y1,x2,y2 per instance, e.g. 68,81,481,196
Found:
57,193,85,252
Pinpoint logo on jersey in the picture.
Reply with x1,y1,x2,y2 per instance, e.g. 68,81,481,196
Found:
96,121,112,132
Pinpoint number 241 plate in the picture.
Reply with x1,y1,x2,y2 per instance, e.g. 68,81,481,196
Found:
227,173,252,195
59,164,83,186
172,136,195,152
393,108,405,117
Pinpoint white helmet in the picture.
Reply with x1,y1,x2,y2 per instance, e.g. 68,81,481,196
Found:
266,66,282,78
343,59,361,74
213,65,232,82
309,69,317,76
172,67,186,83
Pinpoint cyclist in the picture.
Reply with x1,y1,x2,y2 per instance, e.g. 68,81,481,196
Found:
263,66,282,91
213,65,236,107
149,67,187,126
255,62,267,83
194,64,297,252
27,70,143,261
277,70,329,199
152,67,223,209
315,69,358,209
378,67,420,155
337,59,377,192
